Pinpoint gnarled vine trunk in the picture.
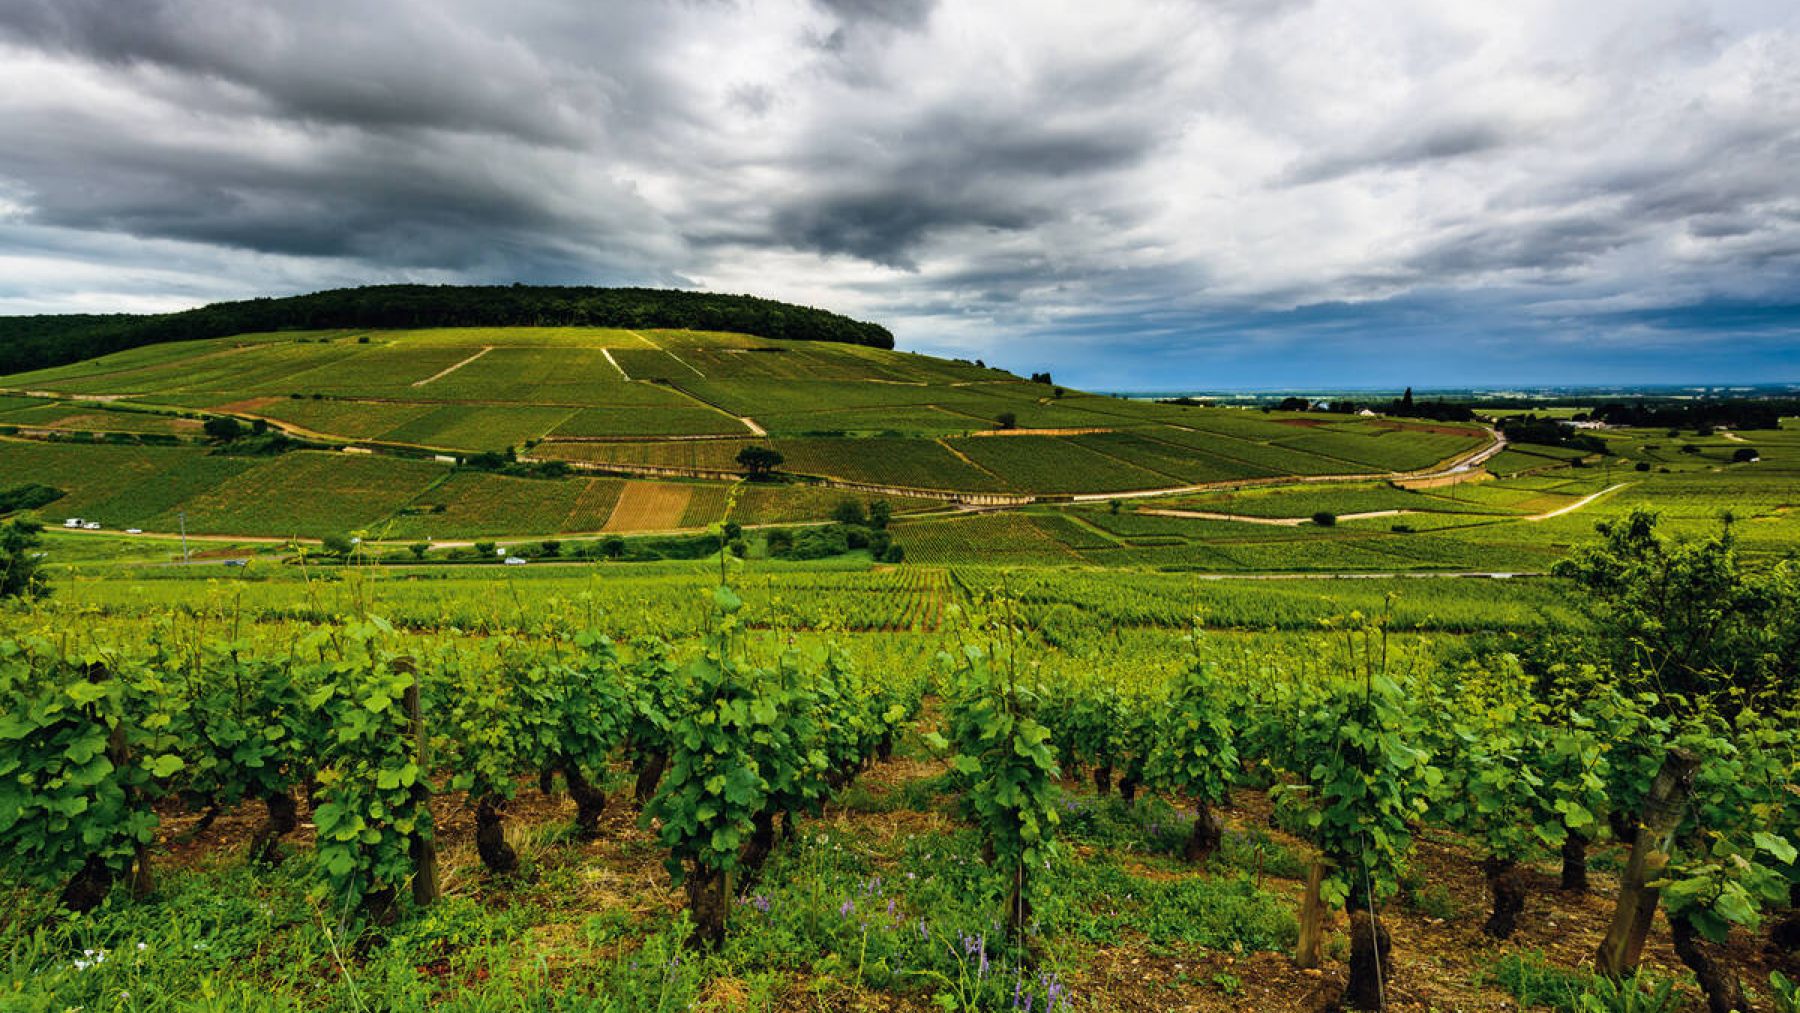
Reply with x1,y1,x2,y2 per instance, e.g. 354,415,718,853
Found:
58,854,118,913
1344,909,1391,1010
1769,881,1800,956
177,797,222,842
563,761,607,840
634,750,667,804
738,809,779,884
1560,830,1588,893
1183,801,1222,864
474,795,518,875
364,886,400,926
1092,764,1113,795
1670,912,1745,1013
1118,769,1141,804
1482,857,1526,939
60,695,153,911
248,789,298,866
686,866,729,949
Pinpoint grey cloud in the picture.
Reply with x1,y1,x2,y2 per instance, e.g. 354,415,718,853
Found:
0,0,674,148
814,0,935,30
0,0,1795,387
1284,121,1515,185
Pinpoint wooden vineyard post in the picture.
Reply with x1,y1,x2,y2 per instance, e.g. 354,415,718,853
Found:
401,662,440,908
1594,748,1698,978
1296,857,1328,969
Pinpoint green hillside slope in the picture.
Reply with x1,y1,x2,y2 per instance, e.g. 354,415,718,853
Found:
0,325,1491,539
0,285,894,374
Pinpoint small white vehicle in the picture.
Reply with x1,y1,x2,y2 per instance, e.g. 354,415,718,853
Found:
126,528,143,534
503,556,527,565
64,518,83,528
82,521,101,530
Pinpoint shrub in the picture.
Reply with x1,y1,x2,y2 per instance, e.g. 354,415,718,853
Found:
1311,511,1336,527
202,417,244,442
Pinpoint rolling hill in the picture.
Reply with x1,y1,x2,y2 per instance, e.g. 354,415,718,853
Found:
0,320,1491,541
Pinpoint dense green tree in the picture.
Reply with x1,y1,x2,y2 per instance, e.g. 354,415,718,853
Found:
831,500,866,526
202,417,244,442
0,484,64,516
1553,509,1798,704
0,285,894,374
0,519,49,599
735,446,783,479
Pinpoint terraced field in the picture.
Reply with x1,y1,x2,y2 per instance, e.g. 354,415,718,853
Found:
2,325,1511,543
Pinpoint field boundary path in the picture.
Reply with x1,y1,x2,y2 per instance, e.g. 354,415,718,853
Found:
526,427,1505,508
1524,482,1631,521
626,330,705,377
600,348,629,380
1138,507,1414,526
411,346,492,387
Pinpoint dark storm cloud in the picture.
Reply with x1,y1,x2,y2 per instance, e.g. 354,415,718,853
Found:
765,106,1164,265
0,1,641,147
814,0,935,30
0,1,1796,386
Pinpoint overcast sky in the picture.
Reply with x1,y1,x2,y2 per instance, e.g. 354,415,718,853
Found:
2,0,1797,389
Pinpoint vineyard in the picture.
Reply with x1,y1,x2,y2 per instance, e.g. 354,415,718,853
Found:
2,500,1795,1012
3,326,1800,1011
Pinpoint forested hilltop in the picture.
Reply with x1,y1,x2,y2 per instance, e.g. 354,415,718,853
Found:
0,285,895,373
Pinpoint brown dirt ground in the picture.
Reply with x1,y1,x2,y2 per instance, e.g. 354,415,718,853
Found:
147,757,1792,1013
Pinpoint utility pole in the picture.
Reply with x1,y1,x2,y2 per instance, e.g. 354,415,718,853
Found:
179,510,189,564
